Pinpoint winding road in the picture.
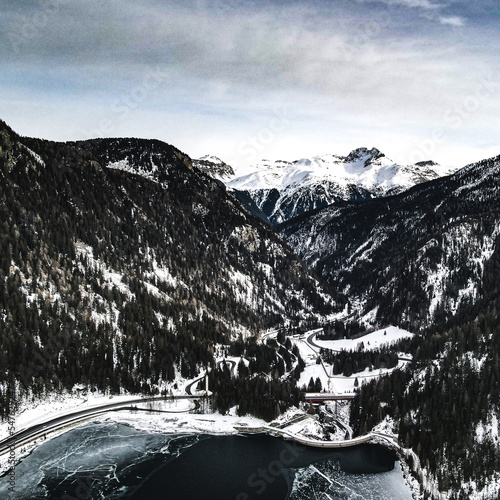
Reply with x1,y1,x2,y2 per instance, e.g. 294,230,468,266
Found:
185,360,237,396
306,331,323,351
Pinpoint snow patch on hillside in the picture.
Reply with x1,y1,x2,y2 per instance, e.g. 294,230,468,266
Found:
106,158,160,183
228,269,255,307
20,144,45,167
476,412,499,445
76,242,133,298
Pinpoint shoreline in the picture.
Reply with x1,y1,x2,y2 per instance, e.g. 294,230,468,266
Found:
0,402,420,498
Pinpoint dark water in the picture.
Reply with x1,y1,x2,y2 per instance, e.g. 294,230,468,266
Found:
0,422,413,499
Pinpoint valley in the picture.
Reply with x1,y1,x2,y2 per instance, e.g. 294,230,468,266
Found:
0,118,499,499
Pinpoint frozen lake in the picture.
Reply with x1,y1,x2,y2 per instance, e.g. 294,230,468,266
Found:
0,422,413,499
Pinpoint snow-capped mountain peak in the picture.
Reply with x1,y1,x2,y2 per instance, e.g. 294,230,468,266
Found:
224,148,456,224
198,154,225,164
344,147,385,166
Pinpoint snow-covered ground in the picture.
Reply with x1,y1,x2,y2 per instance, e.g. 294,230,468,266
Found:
0,391,143,442
292,326,414,395
108,405,266,437
312,325,414,352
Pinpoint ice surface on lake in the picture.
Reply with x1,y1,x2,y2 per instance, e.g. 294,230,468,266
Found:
290,459,412,500
0,422,199,499
0,423,412,499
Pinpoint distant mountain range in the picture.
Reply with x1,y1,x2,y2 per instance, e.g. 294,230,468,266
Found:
197,147,457,224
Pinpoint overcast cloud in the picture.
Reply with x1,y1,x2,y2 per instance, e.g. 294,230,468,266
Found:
1,0,499,169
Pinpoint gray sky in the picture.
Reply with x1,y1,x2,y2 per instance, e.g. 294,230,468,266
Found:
1,0,499,170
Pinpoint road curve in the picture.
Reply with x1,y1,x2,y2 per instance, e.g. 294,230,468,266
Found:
0,395,199,457
306,332,323,350
185,360,237,395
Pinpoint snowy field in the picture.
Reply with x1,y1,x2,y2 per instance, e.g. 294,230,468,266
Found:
312,325,414,353
297,363,409,395
293,326,414,395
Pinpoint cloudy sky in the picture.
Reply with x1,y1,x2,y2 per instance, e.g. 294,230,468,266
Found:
1,0,499,170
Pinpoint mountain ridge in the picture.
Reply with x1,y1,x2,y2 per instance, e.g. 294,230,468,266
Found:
205,147,458,224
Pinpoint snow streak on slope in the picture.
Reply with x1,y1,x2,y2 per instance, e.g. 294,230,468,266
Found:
421,222,500,318
106,158,160,183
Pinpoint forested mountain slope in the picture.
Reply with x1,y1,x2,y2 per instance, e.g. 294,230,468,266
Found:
351,311,500,499
351,239,500,499
0,120,338,418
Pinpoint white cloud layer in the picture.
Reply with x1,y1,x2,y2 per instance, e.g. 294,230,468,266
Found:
0,0,498,169
357,0,441,10
440,16,466,26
